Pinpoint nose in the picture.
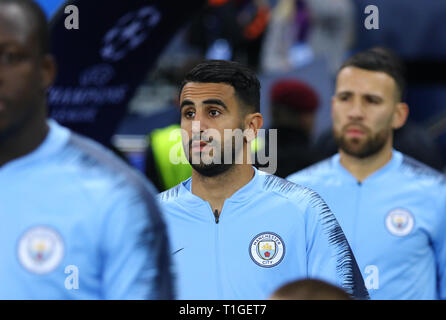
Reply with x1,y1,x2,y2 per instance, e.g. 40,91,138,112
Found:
190,111,210,137
347,98,365,121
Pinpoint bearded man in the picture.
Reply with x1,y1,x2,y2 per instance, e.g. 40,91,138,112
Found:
158,59,369,300
288,48,446,300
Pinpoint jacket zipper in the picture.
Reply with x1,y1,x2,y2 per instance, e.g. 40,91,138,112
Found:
213,208,222,297
354,181,362,255
213,209,219,224
207,204,223,298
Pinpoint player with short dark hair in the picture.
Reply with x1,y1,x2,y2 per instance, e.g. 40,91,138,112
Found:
0,0,173,299
288,47,446,299
159,59,369,299
340,47,406,102
179,59,261,115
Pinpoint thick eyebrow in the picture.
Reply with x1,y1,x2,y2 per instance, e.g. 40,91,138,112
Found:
202,99,228,110
180,100,194,110
335,91,353,97
180,98,228,110
335,91,383,101
363,93,384,102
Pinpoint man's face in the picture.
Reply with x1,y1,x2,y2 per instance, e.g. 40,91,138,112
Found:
332,66,403,158
0,4,53,140
180,82,247,177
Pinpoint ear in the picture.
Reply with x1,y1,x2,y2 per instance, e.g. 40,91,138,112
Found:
392,102,409,130
244,112,263,142
40,54,57,91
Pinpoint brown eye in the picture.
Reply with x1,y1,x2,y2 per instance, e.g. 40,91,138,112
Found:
209,110,221,117
183,110,195,119
366,96,381,104
0,51,26,65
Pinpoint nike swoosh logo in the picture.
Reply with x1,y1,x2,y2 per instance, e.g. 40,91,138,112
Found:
172,248,184,255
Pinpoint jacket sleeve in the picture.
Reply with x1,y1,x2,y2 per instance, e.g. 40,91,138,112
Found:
99,180,174,300
433,189,446,300
304,189,369,300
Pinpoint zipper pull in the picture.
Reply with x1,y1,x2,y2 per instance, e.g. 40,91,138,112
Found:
214,209,219,224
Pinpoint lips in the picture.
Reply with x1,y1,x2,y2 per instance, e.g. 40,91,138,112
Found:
347,128,364,135
191,140,209,152
345,125,367,137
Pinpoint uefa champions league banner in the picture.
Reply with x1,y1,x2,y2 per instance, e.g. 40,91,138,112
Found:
48,0,206,145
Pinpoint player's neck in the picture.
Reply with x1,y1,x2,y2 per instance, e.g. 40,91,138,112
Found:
339,141,393,183
191,164,255,213
0,113,49,168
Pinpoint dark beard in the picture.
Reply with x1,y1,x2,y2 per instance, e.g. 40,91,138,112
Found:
187,127,245,177
190,162,233,177
334,128,390,159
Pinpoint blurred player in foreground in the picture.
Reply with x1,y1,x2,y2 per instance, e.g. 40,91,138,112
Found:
0,0,173,299
288,48,446,299
158,59,369,300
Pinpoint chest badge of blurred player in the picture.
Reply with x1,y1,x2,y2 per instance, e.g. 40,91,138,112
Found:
385,208,415,237
249,232,285,268
17,226,65,274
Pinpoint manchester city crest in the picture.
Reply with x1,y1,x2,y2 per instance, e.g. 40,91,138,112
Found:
17,226,64,274
249,232,285,268
385,208,415,237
